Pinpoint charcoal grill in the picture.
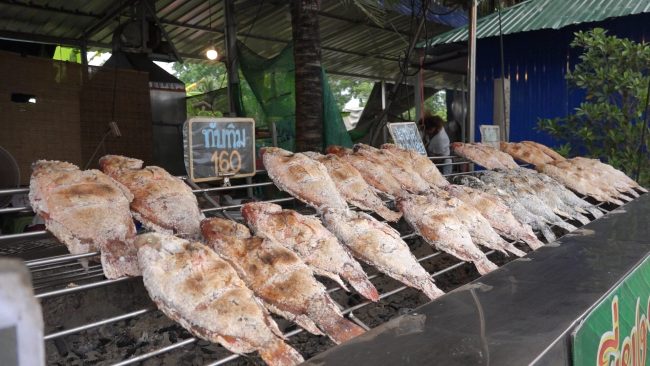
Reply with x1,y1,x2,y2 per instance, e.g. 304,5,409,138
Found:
0,156,619,365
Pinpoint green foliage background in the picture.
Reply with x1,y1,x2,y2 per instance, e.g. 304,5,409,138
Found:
538,28,650,186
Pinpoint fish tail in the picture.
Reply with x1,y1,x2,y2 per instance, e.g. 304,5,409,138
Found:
540,225,556,243
554,220,578,232
574,213,591,225
523,235,544,250
420,279,445,300
475,258,498,275
259,340,304,366
345,273,380,302
637,186,649,193
506,244,526,258
311,301,366,344
587,207,604,218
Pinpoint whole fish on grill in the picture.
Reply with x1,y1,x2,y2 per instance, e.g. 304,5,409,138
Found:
451,142,519,169
242,202,379,302
505,168,600,222
302,151,401,222
322,210,444,299
443,185,543,250
453,175,558,243
570,157,646,196
100,155,204,238
327,145,404,198
426,192,526,257
536,161,627,205
479,170,579,233
353,143,431,194
136,233,304,366
263,147,348,212
396,194,498,275
381,143,449,188
29,160,138,279
201,218,365,344
491,169,591,225
500,142,556,166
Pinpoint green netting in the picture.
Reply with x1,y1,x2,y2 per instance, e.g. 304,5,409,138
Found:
237,41,352,151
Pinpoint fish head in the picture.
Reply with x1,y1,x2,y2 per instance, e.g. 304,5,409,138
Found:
241,202,283,226
99,155,143,175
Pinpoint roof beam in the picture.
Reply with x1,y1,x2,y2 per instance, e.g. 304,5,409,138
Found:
81,0,137,40
317,10,412,39
0,0,101,18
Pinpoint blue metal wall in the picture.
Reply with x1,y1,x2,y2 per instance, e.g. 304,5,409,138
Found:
474,12,650,146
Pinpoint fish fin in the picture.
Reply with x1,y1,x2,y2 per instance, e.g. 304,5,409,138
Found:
539,225,556,243
636,186,649,193
506,244,526,257
313,269,349,292
258,340,305,366
587,207,604,218
618,193,634,202
554,220,578,232
624,188,640,198
475,258,498,275
345,274,380,302
375,206,402,222
523,235,544,250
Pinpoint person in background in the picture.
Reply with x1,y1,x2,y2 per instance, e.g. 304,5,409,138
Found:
419,114,452,175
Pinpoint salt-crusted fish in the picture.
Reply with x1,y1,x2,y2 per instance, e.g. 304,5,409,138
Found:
381,143,449,188
396,194,498,275
242,202,379,302
570,157,647,196
100,155,204,238
453,175,557,243
322,210,445,300
263,147,348,212
302,151,401,222
479,170,579,233
201,218,365,344
425,192,525,257
327,145,404,198
443,184,543,250
353,144,430,194
521,141,566,161
29,160,138,279
136,233,303,366
451,142,519,169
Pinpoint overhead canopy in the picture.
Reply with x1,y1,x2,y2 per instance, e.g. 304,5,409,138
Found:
419,0,650,48
0,0,468,88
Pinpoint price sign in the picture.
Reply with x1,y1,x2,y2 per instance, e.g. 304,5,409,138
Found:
388,122,427,155
186,117,256,182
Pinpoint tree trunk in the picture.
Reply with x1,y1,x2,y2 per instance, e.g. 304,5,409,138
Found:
291,0,323,152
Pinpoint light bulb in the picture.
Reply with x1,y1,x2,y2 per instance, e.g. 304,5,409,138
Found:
206,48,218,60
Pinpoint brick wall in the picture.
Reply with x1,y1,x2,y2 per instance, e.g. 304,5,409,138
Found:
0,51,153,184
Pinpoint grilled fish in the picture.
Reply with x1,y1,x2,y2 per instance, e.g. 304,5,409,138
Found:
29,160,138,279
500,142,556,166
443,185,543,250
570,157,647,196
327,145,404,198
536,161,626,205
353,143,431,194
322,210,444,300
521,141,566,161
453,175,558,243
451,142,519,169
381,143,449,188
302,152,401,222
479,170,579,233
396,194,498,275
242,202,379,302
100,155,204,238
136,233,304,366
426,192,525,257
201,218,365,344
263,147,348,212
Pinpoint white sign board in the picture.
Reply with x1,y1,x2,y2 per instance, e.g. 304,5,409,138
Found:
387,122,427,155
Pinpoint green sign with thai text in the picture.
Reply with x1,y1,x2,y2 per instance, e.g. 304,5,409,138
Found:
573,255,650,366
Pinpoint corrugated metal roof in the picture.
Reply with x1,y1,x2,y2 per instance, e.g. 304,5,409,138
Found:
419,0,650,48
0,0,466,87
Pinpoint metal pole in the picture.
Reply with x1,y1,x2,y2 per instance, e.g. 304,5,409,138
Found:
224,0,240,117
467,0,477,143
80,41,88,82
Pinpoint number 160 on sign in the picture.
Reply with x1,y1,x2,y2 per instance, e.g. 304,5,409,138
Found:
211,150,242,175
